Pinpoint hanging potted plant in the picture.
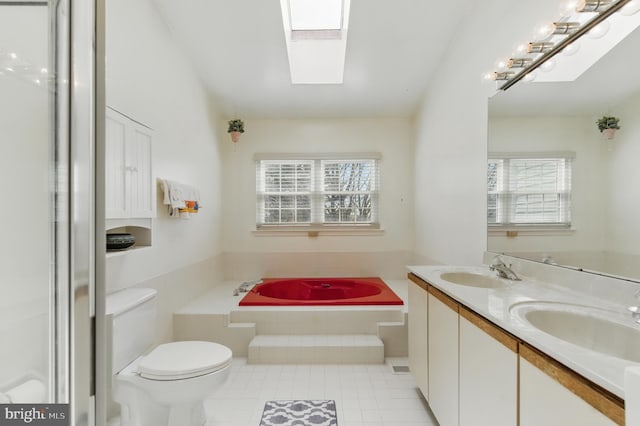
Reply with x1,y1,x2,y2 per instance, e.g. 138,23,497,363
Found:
596,116,620,140
227,119,245,143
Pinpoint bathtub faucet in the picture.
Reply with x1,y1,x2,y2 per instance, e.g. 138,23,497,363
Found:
628,290,640,324
239,279,263,292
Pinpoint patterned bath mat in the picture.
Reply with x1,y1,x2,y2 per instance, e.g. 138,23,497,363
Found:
259,400,338,426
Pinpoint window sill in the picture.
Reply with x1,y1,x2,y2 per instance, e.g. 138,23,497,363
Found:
488,225,575,237
253,226,385,237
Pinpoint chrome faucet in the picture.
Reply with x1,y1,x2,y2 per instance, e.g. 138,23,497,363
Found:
232,279,263,296
238,279,263,292
628,290,640,324
542,255,556,265
489,256,521,281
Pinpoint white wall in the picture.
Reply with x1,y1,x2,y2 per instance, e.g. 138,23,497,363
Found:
413,0,561,265
0,5,50,387
221,118,415,279
487,115,607,253
105,0,224,339
606,91,640,256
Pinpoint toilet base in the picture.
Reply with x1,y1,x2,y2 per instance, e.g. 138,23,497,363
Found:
167,402,205,426
119,397,205,426
113,362,230,426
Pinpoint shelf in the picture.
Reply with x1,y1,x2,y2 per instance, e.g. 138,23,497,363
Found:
106,245,152,258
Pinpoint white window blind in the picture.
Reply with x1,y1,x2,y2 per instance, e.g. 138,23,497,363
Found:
488,154,573,227
256,155,380,228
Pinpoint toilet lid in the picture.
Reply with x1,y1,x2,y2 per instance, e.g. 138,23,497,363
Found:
137,341,232,381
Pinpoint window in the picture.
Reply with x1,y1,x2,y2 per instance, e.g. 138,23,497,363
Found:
256,154,379,229
488,153,573,227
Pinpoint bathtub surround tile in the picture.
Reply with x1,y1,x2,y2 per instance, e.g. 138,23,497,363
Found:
248,334,384,364
108,255,224,345
222,251,417,281
203,358,437,426
174,279,410,359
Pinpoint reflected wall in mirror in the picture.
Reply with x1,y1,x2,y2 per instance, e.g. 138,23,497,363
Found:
487,13,640,283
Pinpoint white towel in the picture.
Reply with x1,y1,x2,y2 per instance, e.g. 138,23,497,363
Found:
160,179,201,218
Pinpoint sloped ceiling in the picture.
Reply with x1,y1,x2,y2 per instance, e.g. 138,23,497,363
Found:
151,0,475,119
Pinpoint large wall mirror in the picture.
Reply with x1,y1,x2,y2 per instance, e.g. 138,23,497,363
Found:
488,11,640,283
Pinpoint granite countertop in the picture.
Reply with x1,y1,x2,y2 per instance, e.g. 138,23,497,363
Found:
407,265,640,399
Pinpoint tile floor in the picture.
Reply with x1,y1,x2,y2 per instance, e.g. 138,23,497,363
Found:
204,357,439,425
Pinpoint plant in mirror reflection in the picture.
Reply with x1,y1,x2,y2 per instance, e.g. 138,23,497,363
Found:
596,116,620,132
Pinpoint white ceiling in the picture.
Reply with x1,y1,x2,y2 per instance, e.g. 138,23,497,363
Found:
151,0,475,119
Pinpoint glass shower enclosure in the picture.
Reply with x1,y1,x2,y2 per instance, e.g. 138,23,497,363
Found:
0,0,103,424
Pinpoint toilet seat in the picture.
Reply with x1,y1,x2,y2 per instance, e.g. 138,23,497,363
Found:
137,341,232,381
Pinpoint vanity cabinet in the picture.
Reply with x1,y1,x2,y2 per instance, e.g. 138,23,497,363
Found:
105,107,155,220
459,307,518,426
519,344,622,426
427,286,459,426
407,272,624,426
408,276,428,398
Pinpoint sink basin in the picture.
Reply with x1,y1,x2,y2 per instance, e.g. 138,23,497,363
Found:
511,302,640,362
439,272,506,289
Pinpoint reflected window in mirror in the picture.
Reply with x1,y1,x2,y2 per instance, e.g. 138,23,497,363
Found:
488,153,573,228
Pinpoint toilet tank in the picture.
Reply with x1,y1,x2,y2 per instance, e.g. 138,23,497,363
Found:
106,288,157,374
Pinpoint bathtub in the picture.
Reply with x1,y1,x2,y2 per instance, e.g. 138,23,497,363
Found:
238,277,403,306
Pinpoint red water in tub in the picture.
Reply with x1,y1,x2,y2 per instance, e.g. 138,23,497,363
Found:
238,277,403,306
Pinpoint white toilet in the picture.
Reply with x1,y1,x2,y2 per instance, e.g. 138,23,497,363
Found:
106,288,232,426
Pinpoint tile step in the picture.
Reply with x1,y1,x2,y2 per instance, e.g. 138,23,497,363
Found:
248,334,384,364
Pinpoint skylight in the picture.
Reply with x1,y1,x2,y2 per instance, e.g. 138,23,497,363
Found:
279,0,351,84
289,0,343,30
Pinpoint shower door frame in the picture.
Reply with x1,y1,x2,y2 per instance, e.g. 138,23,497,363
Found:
53,0,106,423
0,0,104,423
4,0,106,423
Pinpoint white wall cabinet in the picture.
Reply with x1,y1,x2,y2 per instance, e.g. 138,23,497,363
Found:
408,276,428,399
459,307,518,426
427,286,459,426
520,345,622,426
106,107,155,220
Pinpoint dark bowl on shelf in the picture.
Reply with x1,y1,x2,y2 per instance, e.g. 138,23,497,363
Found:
106,233,135,251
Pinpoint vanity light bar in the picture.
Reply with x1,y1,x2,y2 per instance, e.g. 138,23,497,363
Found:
527,42,554,53
500,0,633,90
577,0,614,12
492,71,516,80
551,21,581,35
507,58,533,68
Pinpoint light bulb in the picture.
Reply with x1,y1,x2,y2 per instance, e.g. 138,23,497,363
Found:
539,58,557,72
513,42,530,56
559,0,580,16
534,22,556,40
620,0,640,15
587,20,610,39
494,58,510,70
481,72,495,82
562,40,581,55
522,70,538,83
